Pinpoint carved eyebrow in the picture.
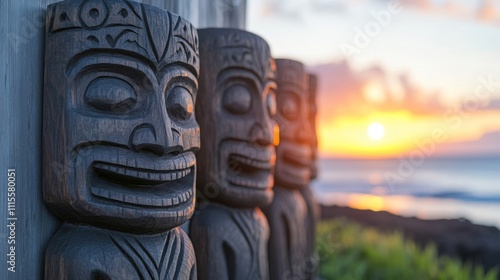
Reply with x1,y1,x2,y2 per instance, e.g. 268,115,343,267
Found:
66,52,156,85
216,68,262,90
158,65,198,91
158,61,199,79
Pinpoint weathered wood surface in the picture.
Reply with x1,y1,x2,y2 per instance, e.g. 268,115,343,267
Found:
42,0,199,278
190,28,277,280
262,59,313,280
1,0,61,279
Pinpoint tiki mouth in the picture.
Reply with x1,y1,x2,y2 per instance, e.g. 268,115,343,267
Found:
90,152,195,207
276,143,312,187
226,151,275,190
282,144,312,168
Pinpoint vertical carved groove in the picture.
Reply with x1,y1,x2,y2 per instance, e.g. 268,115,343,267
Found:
223,241,237,279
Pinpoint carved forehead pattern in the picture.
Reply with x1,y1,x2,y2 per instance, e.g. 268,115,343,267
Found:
47,0,199,75
276,59,307,92
199,29,276,81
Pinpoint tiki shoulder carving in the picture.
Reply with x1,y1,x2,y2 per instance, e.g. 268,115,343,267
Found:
263,187,308,280
190,204,269,280
45,225,196,280
43,0,199,278
190,28,277,280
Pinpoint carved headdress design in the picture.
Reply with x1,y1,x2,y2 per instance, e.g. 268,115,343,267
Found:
47,0,199,74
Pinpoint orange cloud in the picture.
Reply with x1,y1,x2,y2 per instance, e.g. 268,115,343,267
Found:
477,0,497,22
308,61,446,122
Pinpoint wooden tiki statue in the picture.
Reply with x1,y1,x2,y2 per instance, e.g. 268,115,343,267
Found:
308,74,319,181
42,0,199,279
189,28,278,280
262,59,312,280
300,73,321,279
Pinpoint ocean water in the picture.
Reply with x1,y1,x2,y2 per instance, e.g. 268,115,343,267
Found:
312,157,500,227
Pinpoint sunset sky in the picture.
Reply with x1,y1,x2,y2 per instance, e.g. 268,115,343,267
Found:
247,0,500,158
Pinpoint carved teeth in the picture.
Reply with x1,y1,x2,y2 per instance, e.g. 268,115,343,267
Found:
92,152,195,173
90,186,193,207
163,197,173,207
230,154,272,170
150,172,161,181
93,162,192,182
227,175,272,189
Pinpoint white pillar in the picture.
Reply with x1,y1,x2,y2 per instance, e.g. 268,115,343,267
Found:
167,0,200,28
1,0,61,278
138,0,200,27
139,0,246,29
199,0,246,29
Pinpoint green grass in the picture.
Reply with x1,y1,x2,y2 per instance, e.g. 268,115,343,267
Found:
316,218,498,280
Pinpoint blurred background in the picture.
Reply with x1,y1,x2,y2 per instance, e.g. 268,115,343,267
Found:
247,0,500,227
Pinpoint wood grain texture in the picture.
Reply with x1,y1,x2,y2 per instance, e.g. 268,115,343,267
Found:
42,0,199,278
190,28,277,279
0,0,61,279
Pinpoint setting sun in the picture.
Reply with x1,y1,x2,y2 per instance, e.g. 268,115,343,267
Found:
367,123,385,141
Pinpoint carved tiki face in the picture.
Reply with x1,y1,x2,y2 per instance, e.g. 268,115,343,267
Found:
195,29,277,208
308,74,319,180
42,0,200,233
274,60,313,189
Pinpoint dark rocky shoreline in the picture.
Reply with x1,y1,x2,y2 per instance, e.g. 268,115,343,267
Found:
320,204,500,272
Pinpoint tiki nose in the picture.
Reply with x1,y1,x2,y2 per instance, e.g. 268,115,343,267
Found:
130,124,169,156
249,123,273,146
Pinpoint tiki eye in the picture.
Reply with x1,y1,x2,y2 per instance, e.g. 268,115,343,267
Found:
223,84,252,114
167,86,194,121
279,94,300,120
267,90,277,117
84,77,137,113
